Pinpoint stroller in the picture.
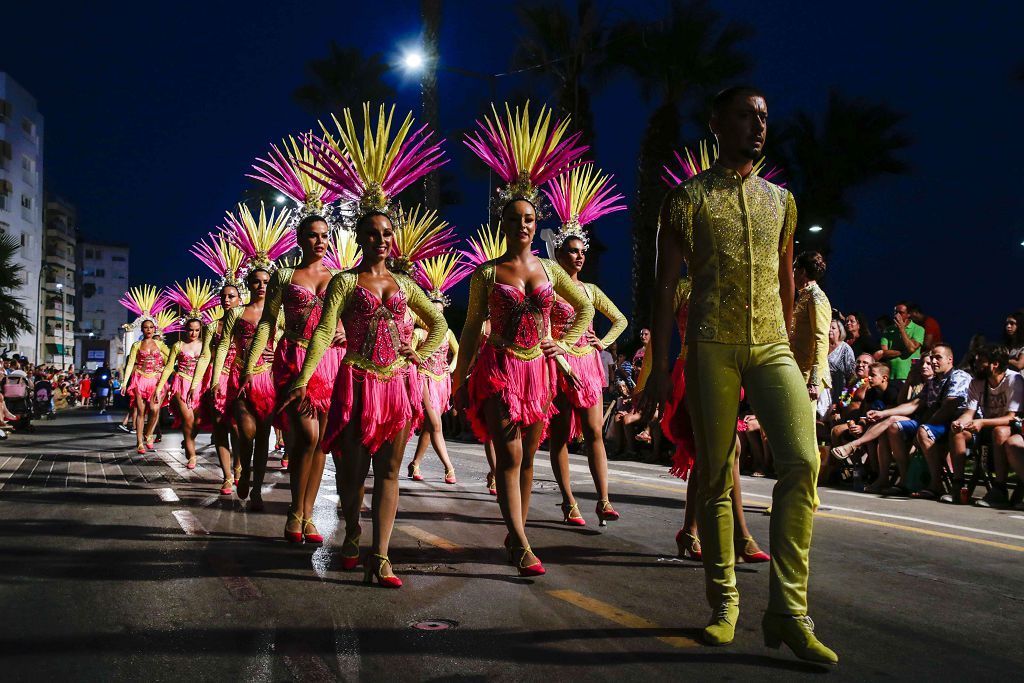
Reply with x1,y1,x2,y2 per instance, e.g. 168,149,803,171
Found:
33,381,55,420
2,375,33,431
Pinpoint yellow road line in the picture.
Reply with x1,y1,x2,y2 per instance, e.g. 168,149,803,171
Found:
613,476,1024,553
400,524,464,553
816,511,1024,553
548,589,699,649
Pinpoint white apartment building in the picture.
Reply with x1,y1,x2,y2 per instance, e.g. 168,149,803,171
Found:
41,197,77,368
0,72,44,361
75,241,131,371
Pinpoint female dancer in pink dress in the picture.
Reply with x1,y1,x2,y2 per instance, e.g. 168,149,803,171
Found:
191,233,247,493
152,278,217,471
543,165,628,526
283,103,448,586
211,203,295,509
120,285,171,454
455,102,593,577
247,137,350,543
407,253,471,484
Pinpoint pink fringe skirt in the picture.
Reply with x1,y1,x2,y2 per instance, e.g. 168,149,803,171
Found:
557,348,605,441
421,372,452,416
127,373,166,410
467,344,558,443
322,363,422,455
226,364,277,423
661,358,696,480
166,373,206,429
273,338,343,416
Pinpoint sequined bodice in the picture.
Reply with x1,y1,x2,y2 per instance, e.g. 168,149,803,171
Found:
343,286,412,369
176,350,199,377
489,282,554,351
235,317,272,366
284,283,328,339
421,338,451,378
551,292,592,350
137,348,164,375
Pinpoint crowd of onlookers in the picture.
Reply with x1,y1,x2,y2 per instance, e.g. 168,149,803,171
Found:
0,356,120,439
595,303,1024,511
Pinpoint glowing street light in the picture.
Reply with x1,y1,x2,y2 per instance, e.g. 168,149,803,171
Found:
401,48,426,73
275,194,286,204
809,225,823,233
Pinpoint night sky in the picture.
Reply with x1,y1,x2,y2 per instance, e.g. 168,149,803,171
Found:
3,1,1022,352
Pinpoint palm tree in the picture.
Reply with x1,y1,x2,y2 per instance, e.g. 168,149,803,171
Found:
608,0,752,326
775,90,910,256
0,233,33,343
513,0,615,276
293,42,396,117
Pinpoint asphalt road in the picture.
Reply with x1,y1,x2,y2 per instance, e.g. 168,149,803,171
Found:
1,410,1023,681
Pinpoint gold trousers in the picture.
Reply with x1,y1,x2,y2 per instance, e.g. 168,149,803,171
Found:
685,340,818,615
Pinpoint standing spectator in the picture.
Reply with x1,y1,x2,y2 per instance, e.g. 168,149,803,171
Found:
92,364,113,415
908,303,942,351
827,319,856,406
942,345,1023,506
632,328,650,383
1002,311,1024,371
79,373,91,407
845,311,879,357
876,302,924,392
791,251,831,408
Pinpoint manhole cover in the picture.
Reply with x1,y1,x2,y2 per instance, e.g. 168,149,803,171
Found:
410,619,458,631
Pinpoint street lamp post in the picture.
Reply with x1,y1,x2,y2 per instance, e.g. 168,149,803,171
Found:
55,281,65,370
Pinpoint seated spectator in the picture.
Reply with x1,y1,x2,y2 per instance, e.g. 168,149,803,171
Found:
845,311,879,357
837,356,935,493
827,318,856,410
829,353,875,446
1003,311,1024,371
908,303,942,352
878,344,970,497
875,302,924,393
942,345,1024,507
826,361,895,482
959,334,987,371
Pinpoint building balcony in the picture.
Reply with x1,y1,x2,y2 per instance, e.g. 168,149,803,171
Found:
43,281,76,296
44,252,75,269
43,306,75,321
43,335,76,348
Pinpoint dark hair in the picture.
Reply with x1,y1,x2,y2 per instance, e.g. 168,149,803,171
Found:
1004,311,1024,347
185,317,203,330
556,235,586,254
711,86,767,116
794,250,826,280
296,214,328,237
847,311,874,342
246,268,270,285
500,198,536,221
907,302,923,315
932,342,955,359
355,211,392,234
977,344,1010,370
220,283,239,297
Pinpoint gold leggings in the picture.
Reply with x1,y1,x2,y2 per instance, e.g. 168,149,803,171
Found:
686,341,819,615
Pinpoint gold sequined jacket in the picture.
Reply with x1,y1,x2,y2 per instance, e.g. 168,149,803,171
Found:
790,281,832,388
659,165,797,345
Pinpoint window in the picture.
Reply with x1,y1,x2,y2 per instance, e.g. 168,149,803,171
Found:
21,118,37,138
0,194,7,211
95,249,103,259
111,255,126,262
96,268,105,277
20,195,31,209
85,248,94,258
20,232,30,248
0,99,11,123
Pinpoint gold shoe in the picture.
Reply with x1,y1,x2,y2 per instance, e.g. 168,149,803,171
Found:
703,603,739,646
762,613,838,665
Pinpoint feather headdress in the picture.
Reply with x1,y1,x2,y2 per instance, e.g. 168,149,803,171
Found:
661,140,783,187
464,101,588,218
190,231,248,296
464,223,507,267
154,309,182,336
389,205,458,274
324,228,362,271
304,103,447,230
119,285,170,329
543,163,626,251
224,202,296,276
164,277,218,324
413,252,472,307
248,134,350,233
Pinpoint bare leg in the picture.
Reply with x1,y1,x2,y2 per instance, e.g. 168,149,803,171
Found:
300,413,329,520
173,395,197,465
580,402,614,514
484,396,540,568
370,425,412,572
233,400,258,501
411,387,455,478
284,402,320,534
133,395,146,450
547,393,578,513
213,421,233,482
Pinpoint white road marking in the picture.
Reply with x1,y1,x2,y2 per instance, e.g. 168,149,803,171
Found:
155,487,180,502
172,509,208,535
